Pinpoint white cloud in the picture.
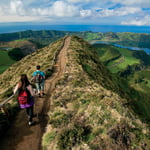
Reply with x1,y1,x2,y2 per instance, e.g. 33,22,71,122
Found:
9,0,25,15
121,15,150,26
97,7,142,17
51,1,79,17
31,1,79,17
80,9,92,17
111,0,150,7
0,7,3,15
0,0,80,23
66,0,94,3
0,0,149,25
0,15,38,22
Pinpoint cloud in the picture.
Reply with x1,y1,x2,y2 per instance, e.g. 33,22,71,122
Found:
0,0,79,23
97,7,142,17
0,15,41,22
121,15,150,25
80,9,92,17
0,0,149,25
31,1,79,17
111,0,150,7
9,0,25,15
66,0,94,3
51,1,79,17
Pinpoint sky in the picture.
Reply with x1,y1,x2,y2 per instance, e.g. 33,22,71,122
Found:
0,0,150,26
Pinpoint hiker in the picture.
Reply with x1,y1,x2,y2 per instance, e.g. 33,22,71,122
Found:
31,65,45,97
13,74,35,126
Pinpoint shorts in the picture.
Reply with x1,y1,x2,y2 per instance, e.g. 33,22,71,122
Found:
35,81,44,91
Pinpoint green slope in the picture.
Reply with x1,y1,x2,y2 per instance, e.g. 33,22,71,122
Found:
93,44,141,73
93,42,150,122
42,36,149,150
0,50,16,73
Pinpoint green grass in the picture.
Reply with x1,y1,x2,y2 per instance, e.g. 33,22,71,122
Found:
42,131,56,150
0,50,16,73
14,38,29,41
0,50,16,64
0,66,10,74
85,32,100,41
94,44,121,64
94,44,140,73
129,69,150,93
107,47,140,73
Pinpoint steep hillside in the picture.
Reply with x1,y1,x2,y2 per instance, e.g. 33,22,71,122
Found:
0,40,38,55
93,43,142,74
93,44,121,65
0,37,65,99
93,43,150,121
0,40,38,73
42,36,149,150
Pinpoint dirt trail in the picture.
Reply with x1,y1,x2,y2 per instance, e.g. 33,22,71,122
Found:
0,36,71,150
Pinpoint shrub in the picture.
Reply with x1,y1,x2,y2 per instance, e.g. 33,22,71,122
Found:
49,112,72,128
57,123,91,150
42,131,56,150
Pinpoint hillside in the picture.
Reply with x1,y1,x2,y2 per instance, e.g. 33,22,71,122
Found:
0,40,37,55
0,30,150,49
0,40,38,73
0,30,150,74
0,37,65,98
93,43,142,74
41,36,149,150
93,43,150,119
0,36,149,150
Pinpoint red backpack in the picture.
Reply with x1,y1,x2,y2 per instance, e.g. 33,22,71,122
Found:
18,88,30,104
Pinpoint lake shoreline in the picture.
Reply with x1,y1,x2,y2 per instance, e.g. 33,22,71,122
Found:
92,41,150,55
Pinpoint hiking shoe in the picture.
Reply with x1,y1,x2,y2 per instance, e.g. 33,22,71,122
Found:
28,121,35,126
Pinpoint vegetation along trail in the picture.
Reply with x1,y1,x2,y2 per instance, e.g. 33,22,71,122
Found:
0,36,71,150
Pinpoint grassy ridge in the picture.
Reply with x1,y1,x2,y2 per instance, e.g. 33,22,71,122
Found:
93,43,150,121
108,47,140,73
0,37,65,98
94,44,121,64
93,44,140,73
129,69,150,92
42,36,150,150
0,37,65,137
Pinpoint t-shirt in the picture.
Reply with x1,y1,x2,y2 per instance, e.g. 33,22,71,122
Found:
32,70,45,81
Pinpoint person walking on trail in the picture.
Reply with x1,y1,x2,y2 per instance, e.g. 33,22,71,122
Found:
13,74,35,126
32,65,45,97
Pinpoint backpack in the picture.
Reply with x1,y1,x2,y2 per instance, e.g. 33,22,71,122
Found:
33,72,43,83
18,88,30,105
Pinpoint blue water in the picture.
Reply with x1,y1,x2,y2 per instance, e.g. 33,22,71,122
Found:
93,41,150,55
0,25,150,54
113,44,150,55
0,25,150,34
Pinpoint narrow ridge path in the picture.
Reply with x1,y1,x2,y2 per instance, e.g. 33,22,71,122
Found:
0,36,71,150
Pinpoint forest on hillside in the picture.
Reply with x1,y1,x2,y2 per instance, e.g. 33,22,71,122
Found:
0,30,150,48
